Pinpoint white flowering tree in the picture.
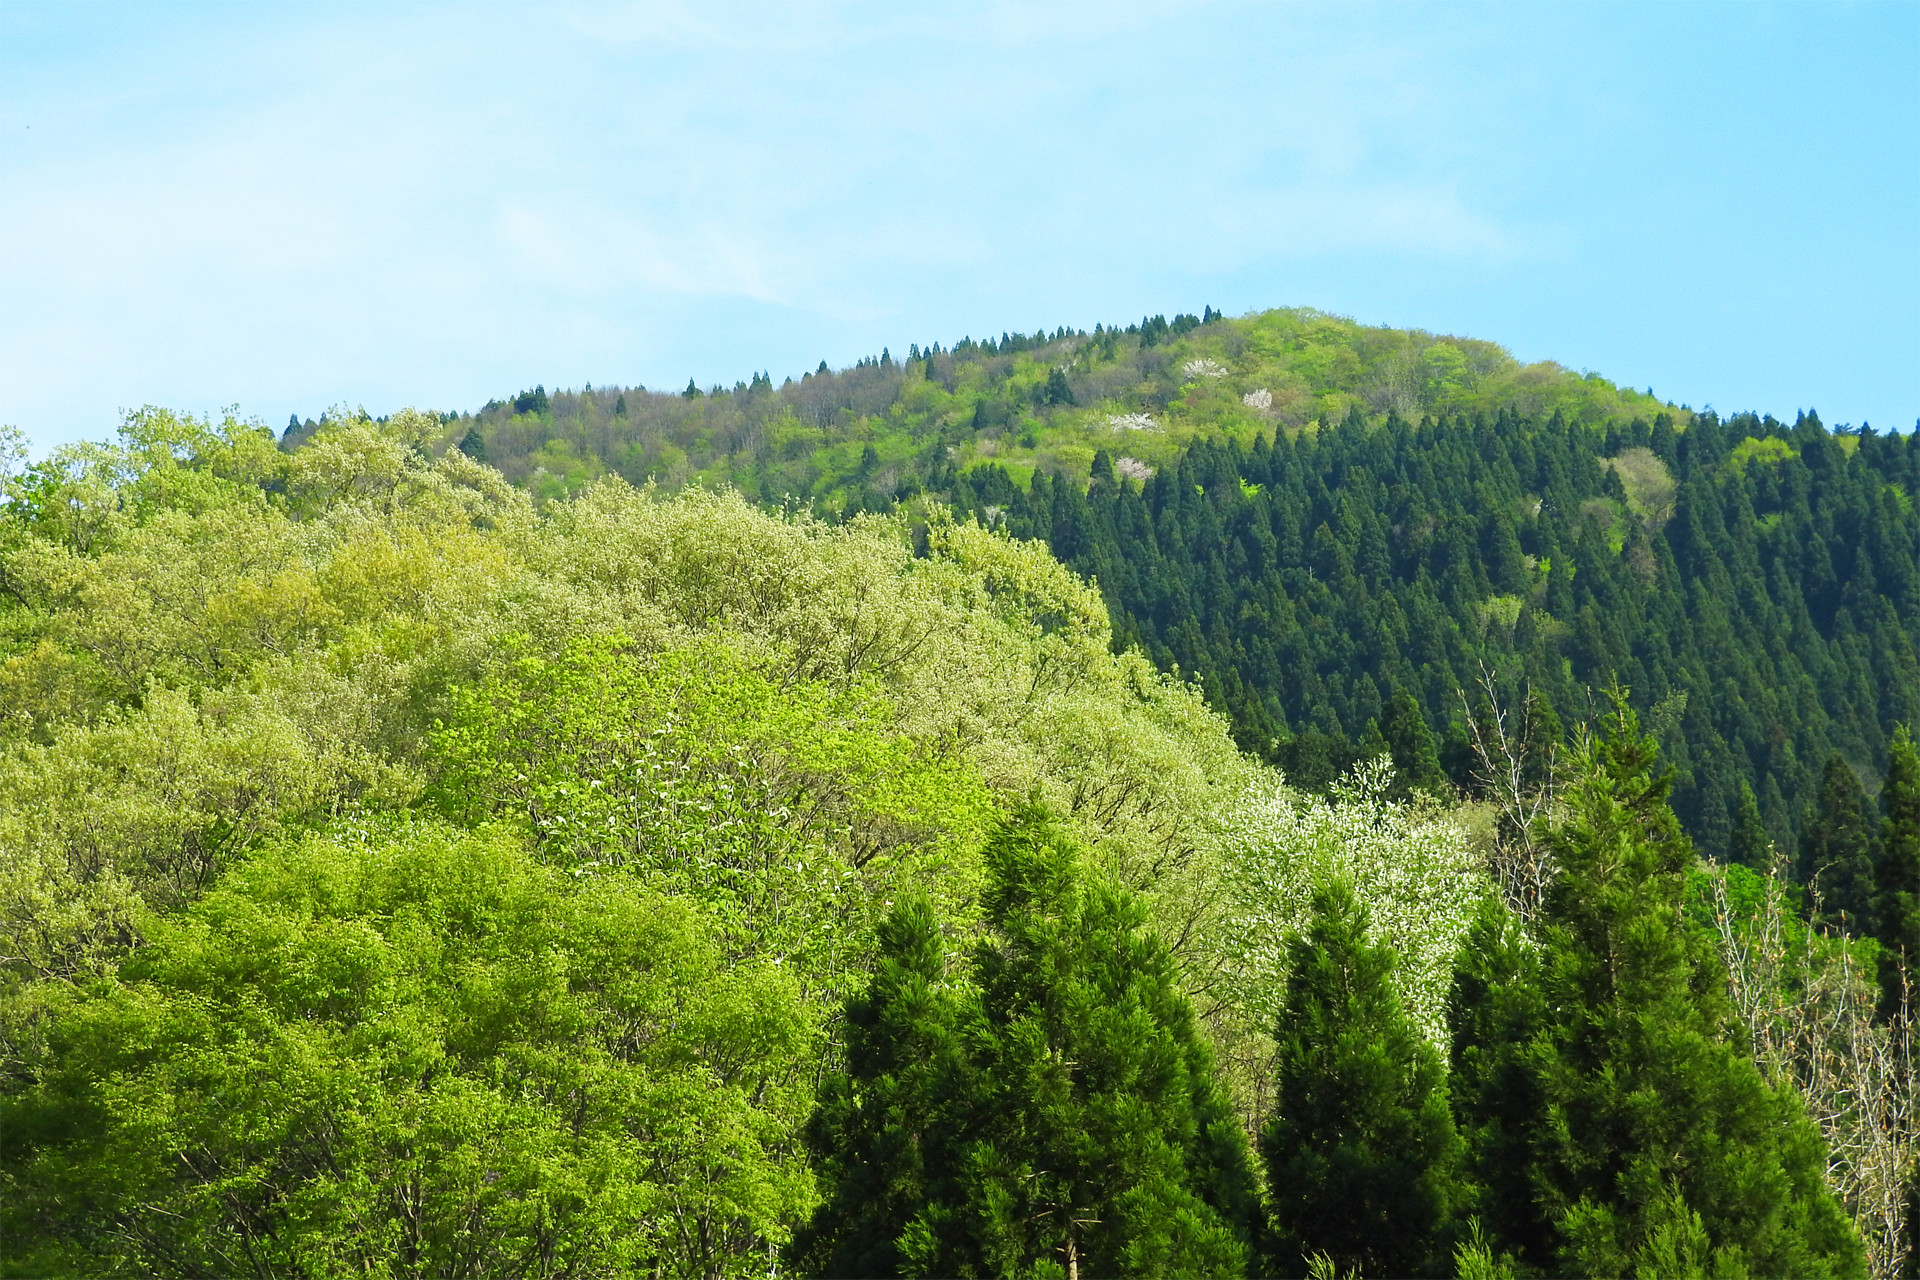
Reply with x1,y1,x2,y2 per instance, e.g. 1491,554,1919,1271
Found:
1211,757,1488,1045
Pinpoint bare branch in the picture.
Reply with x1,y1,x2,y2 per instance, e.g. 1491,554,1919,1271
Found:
1706,849,1920,1279
1455,664,1559,921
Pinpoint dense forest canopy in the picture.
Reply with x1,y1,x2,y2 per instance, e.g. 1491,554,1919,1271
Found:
985,402,1920,882
349,306,1918,865
0,410,1270,1274
4,306,1917,1276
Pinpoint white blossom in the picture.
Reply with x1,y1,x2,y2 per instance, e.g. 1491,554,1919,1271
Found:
1182,358,1228,379
1242,388,1273,411
1106,412,1159,432
1212,757,1488,1044
1115,456,1155,482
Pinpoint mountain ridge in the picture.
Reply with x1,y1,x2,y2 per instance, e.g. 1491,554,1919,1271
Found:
286,306,1693,510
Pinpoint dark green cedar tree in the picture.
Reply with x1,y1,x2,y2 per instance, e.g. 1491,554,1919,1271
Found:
1731,779,1771,870
791,806,1259,1279
1801,754,1878,929
1088,449,1115,490
1044,367,1076,407
1448,694,1864,1278
456,425,488,463
1260,879,1464,1279
1447,896,1554,1268
786,894,972,1278
1878,726,1920,1015
1382,685,1449,796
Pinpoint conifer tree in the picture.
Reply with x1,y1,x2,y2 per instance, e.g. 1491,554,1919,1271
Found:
1044,366,1076,406
1879,726,1920,1014
1731,778,1771,869
1449,695,1864,1277
1447,896,1553,1267
1088,448,1115,491
792,807,1258,1278
1261,880,1463,1278
787,894,970,1278
1802,754,1878,929
1382,686,1448,795
456,425,488,464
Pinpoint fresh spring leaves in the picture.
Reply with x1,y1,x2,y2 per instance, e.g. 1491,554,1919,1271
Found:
0,819,817,1280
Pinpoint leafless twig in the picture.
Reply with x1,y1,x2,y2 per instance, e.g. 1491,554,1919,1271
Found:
1456,665,1560,921
1706,849,1920,1279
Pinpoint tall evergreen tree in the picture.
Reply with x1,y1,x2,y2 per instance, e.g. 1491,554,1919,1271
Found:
456,425,488,464
791,807,1258,1278
787,894,971,1277
1382,685,1448,795
1044,366,1077,406
1447,896,1554,1267
1879,726,1920,1015
1801,754,1878,929
1449,695,1864,1277
1261,879,1464,1278
1731,778,1771,869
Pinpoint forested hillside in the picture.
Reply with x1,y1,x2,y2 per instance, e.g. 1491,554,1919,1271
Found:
407,306,1920,869
980,405,1920,884
3,404,1912,1275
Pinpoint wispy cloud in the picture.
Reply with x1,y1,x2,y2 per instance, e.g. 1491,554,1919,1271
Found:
1,1,1912,445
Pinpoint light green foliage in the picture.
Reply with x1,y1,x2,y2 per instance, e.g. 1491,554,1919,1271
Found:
0,820,818,1279
0,409,523,1046
437,638,991,874
0,684,327,1020
1452,1220,1518,1280
432,636,995,998
1606,445,1678,526
1212,757,1488,1045
0,408,1246,997
1473,593,1525,637
1728,434,1798,471
514,483,1252,950
0,405,1257,1273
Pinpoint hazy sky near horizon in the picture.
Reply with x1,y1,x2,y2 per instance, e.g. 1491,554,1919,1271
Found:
2,1,1915,452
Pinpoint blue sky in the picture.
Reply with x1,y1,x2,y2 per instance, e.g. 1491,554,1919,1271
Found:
2,1,1915,452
